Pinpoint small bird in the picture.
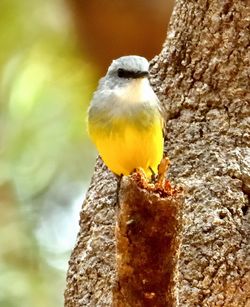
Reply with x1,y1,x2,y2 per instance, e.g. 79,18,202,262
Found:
87,55,163,177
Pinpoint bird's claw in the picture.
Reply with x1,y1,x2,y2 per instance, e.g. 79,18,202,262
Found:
131,157,175,196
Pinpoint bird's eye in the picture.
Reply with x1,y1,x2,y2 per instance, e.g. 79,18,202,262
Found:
117,68,125,78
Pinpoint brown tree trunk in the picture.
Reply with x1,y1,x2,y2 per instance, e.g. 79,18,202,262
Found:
112,175,183,307
65,0,250,306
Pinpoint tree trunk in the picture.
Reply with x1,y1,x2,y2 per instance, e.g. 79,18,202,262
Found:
65,0,250,306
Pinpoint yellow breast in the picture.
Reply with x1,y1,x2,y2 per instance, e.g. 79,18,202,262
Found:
88,116,163,176
88,77,164,176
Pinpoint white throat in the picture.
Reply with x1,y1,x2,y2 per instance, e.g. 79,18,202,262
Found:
114,78,157,105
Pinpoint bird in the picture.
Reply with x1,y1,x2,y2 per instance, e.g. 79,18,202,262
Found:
87,55,164,177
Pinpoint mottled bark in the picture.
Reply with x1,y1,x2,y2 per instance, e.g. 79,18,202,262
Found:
65,159,117,306
113,176,182,307
150,0,250,305
65,0,250,306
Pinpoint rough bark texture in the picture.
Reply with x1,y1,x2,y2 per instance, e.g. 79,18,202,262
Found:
65,159,118,306
113,177,182,307
65,0,250,306
150,0,250,306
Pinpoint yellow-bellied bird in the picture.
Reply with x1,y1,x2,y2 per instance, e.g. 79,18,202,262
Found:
87,55,163,177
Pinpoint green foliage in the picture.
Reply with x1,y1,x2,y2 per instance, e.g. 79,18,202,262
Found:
0,0,96,306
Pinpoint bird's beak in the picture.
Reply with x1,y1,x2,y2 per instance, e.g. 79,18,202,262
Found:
134,71,149,79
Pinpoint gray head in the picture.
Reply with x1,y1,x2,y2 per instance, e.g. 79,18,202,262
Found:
89,55,159,121
106,55,149,81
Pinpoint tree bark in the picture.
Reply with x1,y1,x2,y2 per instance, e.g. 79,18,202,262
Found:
65,0,250,306
113,176,182,307
65,160,117,306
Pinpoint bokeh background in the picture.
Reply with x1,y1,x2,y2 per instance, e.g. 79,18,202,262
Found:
0,0,174,306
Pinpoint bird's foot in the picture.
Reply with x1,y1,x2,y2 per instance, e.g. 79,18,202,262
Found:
148,166,157,183
131,158,175,196
131,167,154,190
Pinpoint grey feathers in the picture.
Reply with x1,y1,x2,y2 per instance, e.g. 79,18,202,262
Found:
107,55,149,77
88,55,162,133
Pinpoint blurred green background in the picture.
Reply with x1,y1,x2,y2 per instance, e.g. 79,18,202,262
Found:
0,0,173,306
0,1,97,306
